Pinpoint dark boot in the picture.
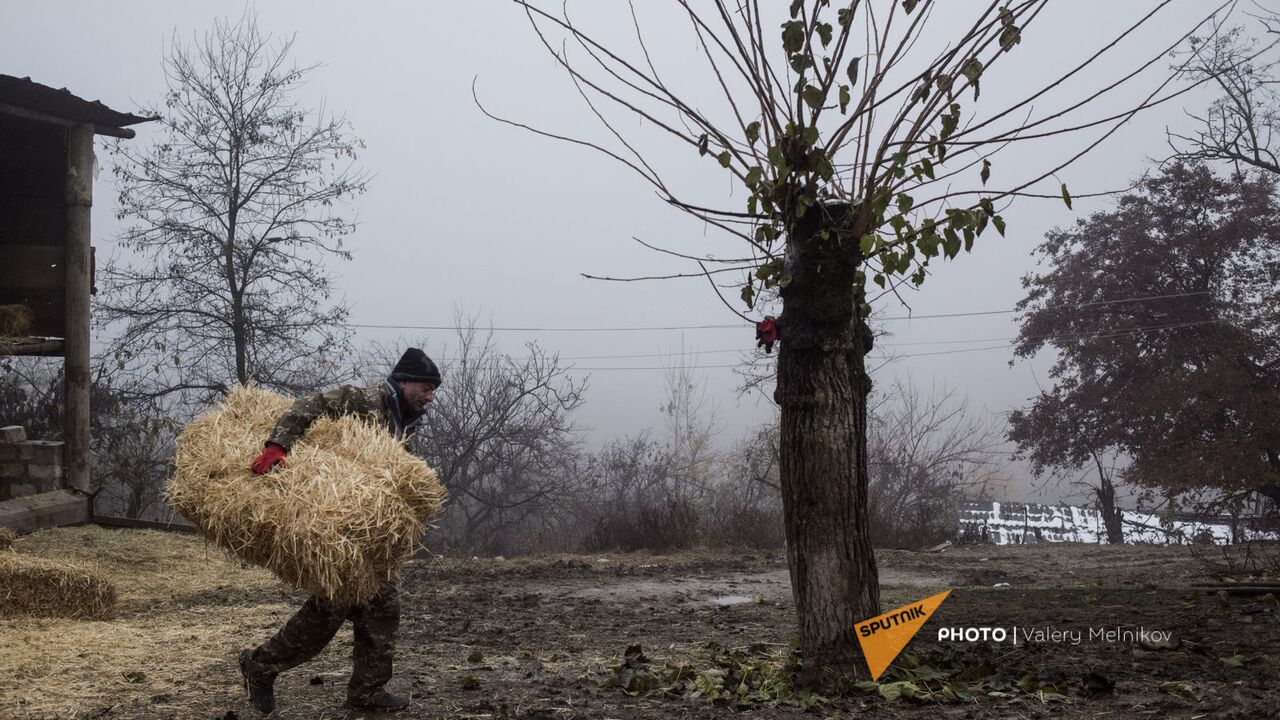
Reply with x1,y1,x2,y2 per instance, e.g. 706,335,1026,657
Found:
347,689,409,712
239,649,277,714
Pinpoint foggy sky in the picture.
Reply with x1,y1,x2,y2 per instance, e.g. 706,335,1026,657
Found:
0,1,1228,504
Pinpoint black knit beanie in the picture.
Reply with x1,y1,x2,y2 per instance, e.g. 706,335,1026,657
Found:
390,347,442,386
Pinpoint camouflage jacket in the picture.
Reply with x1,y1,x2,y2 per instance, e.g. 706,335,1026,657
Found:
267,380,425,450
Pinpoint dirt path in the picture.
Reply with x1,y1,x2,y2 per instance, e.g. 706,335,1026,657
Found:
2,532,1278,719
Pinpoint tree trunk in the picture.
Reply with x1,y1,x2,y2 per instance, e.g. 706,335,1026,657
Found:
776,203,880,685
1094,454,1124,544
125,483,142,520
227,139,249,386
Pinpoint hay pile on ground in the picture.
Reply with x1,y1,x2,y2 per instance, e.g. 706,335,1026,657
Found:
167,385,445,605
0,552,116,619
0,526,14,551
0,304,32,337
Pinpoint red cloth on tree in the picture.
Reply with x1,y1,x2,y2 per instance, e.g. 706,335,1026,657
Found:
755,316,779,353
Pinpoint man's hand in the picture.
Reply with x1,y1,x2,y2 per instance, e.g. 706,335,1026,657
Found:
251,443,288,474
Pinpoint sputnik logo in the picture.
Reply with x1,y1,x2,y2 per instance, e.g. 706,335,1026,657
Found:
854,590,951,680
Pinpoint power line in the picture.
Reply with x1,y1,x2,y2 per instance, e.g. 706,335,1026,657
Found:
425,318,1220,368
876,290,1213,321
348,290,1212,332
480,319,1215,372
563,317,1218,359
554,344,1014,371
352,321,746,332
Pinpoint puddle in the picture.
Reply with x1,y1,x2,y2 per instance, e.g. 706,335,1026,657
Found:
707,595,754,606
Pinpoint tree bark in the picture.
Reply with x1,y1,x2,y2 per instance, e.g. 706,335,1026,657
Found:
775,203,880,685
1093,453,1124,544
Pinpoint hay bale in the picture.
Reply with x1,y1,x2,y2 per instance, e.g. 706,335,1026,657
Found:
0,304,33,337
0,553,116,619
167,385,445,606
0,526,14,551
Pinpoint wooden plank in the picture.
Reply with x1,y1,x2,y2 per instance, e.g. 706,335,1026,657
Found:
0,338,63,356
90,514,198,534
0,489,90,534
0,244,63,290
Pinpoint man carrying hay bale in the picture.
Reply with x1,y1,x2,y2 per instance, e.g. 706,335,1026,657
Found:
238,348,441,714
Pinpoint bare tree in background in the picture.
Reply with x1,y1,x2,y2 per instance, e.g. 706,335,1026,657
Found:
365,319,586,555
707,421,785,548
0,358,174,519
90,394,176,520
578,434,698,552
98,13,367,405
490,0,1228,681
583,357,725,552
660,351,720,493
1172,9,1280,174
866,380,1003,548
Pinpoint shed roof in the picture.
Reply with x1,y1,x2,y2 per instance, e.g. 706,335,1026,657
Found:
0,74,156,138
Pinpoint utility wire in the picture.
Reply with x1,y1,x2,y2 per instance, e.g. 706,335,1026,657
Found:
349,290,1212,332
432,317,1218,368
551,318,1219,360
429,318,1220,368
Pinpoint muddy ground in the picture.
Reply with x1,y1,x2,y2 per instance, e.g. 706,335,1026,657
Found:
1,529,1277,719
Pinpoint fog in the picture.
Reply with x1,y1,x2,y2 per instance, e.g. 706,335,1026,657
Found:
0,0,1225,504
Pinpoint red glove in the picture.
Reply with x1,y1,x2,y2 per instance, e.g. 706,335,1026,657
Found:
251,442,288,474
755,316,779,354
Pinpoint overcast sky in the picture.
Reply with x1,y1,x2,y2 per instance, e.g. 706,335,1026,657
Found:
0,1,1235,503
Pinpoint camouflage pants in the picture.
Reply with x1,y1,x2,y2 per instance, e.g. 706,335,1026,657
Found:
248,582,399,701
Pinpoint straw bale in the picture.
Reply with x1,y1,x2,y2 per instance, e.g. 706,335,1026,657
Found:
0,552,116,619
0,526,14,551
0,304,33,337
167,385,445,605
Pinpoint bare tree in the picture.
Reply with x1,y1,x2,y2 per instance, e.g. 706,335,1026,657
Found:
660,351,720,493
1171,8,1280,174
97,13,367,405
578,434,699,552
706,421,786,548
577,356,732,552
364,318,587,555
90,395,176,520
491,0,1232,682
0,358,174,519
866,380,1003,548
0,357,61,440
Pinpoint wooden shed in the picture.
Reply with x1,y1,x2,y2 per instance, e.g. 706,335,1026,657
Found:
0,74,153,531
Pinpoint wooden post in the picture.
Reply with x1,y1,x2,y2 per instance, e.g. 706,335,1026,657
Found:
63,124,93,496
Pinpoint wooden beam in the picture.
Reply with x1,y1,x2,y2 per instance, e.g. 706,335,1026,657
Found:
0,489,90,534
63,124,92,495
0,102,136,139
0,338,63,356
90,514,198,534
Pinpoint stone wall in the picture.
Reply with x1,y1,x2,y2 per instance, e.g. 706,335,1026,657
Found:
0,425,65,501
